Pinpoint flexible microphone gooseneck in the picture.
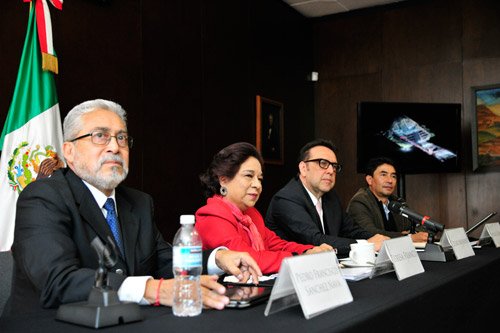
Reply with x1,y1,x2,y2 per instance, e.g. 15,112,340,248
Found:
388,201,445,232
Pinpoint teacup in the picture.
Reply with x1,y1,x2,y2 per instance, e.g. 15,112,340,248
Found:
349,242,375,265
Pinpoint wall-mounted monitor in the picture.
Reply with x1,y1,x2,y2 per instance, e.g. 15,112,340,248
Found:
357,102,462,174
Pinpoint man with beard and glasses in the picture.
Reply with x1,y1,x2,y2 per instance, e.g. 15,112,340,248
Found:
5,99,261,315
265,139,389,256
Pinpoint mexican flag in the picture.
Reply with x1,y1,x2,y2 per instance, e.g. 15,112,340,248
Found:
0,3,64,252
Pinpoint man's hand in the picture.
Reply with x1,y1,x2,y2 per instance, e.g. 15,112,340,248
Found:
199,275,230,310
215,249,262,284
144,275,230,310
304,243,334,255
367,234,390,252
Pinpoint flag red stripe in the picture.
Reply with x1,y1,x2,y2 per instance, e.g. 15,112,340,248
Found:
35,0,48,53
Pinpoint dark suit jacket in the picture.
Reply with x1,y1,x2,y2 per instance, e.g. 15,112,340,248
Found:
6,168,173,315
265,177,373,255
347,187,412,238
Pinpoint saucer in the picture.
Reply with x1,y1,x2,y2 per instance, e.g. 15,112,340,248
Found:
340,260,374,268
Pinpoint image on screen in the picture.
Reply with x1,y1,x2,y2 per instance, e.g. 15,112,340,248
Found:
357,102,462,174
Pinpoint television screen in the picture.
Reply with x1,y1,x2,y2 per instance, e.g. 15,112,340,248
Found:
357,102,462,174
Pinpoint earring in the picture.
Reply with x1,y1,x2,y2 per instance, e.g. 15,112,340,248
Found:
220,186,227,196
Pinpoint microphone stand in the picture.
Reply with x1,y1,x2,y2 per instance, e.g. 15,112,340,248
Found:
56,237,143,328
418,226,455,262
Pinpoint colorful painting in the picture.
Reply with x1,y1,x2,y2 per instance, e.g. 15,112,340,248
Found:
474,86,500,170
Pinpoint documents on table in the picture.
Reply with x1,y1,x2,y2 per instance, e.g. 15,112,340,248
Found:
413,242,426,250
340,267,372,281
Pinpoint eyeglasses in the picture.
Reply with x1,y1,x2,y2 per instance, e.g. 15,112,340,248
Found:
71,131,133,148
304,159,342,173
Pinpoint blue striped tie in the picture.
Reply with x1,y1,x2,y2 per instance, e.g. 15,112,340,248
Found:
103,198,124,257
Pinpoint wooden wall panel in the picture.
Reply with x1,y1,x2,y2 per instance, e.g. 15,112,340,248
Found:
463,57,500,236
382,0,462,68
314,11,382,79
0,0,313,242
141,0,205,239
315,74,382,206
0,2,25,126
314,0,500,230
462,0,500,59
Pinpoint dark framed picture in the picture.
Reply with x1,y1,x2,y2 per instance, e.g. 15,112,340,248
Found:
256,95,284,165
471,84,500,171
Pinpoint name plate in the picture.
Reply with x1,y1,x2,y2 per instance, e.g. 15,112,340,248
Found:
264,251,352,319
440,227,475,259
480,222,500,248
371,236,424,281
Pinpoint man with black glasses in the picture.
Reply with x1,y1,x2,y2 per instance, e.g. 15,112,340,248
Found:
265,139,388,256
6,99,261,315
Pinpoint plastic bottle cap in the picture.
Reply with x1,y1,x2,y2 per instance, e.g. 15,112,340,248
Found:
180,215,195,225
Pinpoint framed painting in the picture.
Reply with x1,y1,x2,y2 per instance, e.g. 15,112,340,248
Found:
472,84,500,171
256,95,284,165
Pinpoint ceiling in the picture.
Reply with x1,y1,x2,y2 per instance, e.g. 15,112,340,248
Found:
283,0,408,18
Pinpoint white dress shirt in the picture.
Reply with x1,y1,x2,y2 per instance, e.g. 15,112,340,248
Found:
303,186,326,234
82,180,222,305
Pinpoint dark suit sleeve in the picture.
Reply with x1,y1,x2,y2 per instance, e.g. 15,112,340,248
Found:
266,195,356,252
347,196,404,238
323,196,373,254
13,180,102,309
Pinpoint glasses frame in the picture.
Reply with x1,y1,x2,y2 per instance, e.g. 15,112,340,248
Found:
303,158,342,173
70,131,133,148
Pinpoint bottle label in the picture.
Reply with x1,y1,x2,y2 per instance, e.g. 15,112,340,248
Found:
173,246,202,268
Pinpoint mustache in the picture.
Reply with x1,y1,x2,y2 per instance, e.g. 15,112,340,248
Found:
98,154,124,167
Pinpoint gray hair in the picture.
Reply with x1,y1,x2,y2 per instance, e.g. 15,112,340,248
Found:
63,99,128,141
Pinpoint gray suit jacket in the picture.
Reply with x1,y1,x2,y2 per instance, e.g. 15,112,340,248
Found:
6,168,173,315
347,187,412,238
265,177,373,255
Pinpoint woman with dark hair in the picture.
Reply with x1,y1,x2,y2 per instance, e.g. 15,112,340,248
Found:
195,142,333,274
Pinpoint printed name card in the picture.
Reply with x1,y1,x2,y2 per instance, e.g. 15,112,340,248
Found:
264,251,352,319
371,236,424,281
480,222,500,248
440,227,475,259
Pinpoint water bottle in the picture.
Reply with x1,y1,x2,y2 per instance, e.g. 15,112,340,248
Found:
172,214,202,316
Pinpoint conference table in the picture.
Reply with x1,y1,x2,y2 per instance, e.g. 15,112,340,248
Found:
1,246,500,332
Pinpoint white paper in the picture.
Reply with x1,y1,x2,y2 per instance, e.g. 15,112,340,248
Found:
265,251,352,319
481,222,500,248
341,267,372,281
440,228,475,260
371,236,424,281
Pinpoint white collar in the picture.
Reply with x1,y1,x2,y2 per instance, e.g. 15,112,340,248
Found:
303,184,321,207
82,180,116,210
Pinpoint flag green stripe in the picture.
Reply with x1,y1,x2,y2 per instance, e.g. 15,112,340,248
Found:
0,6,58,148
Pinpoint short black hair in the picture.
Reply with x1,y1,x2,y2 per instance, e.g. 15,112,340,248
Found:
298,138,337,163
199,142,264,199
365,157,397,176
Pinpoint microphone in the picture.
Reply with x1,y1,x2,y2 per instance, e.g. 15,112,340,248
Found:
90,236,118,288
389,196,407,205
56,236,142,328
388,201,445,232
